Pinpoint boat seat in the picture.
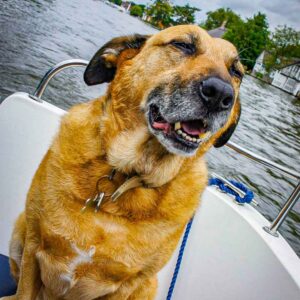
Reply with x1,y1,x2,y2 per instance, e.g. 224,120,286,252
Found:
0,92,65,257
0,254,17,297
0,93,64,297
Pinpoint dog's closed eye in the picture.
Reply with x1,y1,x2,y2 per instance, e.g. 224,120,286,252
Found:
229,61,244,80
170,40,196,55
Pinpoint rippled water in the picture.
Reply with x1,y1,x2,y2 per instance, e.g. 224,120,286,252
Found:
0,0,299,255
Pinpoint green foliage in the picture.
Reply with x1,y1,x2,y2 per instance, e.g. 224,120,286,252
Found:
224,12,269,70
201,8,298,72
147,0,173,28
173,4,200,25
265,25,300,71
138,4,146,11
130,5,143,17
256,72,263,79
271,25,300,51
146,0,200,28
200,8,241,30
109,0,122,6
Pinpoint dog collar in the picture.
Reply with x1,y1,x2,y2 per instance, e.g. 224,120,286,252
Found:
81,169,146,213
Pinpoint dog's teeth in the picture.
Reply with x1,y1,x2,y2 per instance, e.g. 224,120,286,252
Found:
177,129,183,135
196,138,201,143
186,136,192,141
175,122,181,130
182,132,187,137
192,138,197,142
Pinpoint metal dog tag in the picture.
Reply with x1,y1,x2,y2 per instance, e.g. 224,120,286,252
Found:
94,192,105,212
81,193,100,213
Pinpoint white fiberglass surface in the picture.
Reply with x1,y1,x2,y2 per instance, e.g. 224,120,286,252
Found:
157,187,300,299
0,93,65,255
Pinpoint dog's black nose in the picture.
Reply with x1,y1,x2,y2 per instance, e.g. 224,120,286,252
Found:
199,77,234,111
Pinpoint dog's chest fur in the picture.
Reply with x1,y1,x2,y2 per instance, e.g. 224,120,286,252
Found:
35,193,188,298
29,99,207,298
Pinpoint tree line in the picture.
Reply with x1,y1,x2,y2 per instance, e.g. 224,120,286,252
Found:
201,7,300,71
108,0,300,72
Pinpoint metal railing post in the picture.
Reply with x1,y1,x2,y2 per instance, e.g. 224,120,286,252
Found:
226,142,300,237
31,59,89,101
226,142,300,181
263,182,300,237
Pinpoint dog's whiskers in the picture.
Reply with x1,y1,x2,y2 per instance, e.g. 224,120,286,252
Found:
239,47,251,55
239,58,256,63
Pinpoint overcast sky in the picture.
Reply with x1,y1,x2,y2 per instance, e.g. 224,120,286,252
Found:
138,0,300,30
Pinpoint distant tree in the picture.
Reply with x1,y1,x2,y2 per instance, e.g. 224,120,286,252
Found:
130,5,143,17
265,25,300,71
109,0,122,6
146,0,173,28
271,25,300,49
138,4,146,12
224,12,269,70
173,4,200,25
145,1,199,28
201,8,241,30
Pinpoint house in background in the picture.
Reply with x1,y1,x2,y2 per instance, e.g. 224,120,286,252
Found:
207,21,227,38
272,62,300,97
252,51,267,76
252,52,300,97
121,1,131,12
251,51,276,80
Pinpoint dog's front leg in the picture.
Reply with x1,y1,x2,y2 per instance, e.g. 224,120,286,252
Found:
1,242,41,300
101,276,157,300
127,277,157,300
15,238,42,299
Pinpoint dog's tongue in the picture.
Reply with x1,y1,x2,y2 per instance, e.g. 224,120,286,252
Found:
152,121,171,133
181,121,204,135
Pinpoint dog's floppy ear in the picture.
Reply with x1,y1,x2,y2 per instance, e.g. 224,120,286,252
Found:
214,98,241,148
84,34,151,86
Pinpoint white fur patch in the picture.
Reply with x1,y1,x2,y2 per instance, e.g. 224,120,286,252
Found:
60,243,96,294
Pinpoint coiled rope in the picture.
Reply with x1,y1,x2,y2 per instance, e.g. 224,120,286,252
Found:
208,178,254,204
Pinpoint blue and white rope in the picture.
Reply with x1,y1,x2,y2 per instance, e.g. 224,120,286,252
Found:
166,217,194,300
209,178,254,204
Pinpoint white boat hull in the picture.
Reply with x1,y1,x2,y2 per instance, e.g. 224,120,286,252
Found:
0,93,299,299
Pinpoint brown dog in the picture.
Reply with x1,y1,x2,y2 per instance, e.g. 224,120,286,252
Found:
4,25,243,300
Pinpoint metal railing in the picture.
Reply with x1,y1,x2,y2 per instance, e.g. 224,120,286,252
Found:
226,142,300,237
31,59,89,101
30,59,300,238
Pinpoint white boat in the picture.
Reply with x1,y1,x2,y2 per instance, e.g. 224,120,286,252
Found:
0,60,299,300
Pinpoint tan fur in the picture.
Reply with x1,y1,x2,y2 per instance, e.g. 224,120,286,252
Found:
3,25,243,300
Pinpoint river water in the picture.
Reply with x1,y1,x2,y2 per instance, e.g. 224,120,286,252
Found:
1,0,299,255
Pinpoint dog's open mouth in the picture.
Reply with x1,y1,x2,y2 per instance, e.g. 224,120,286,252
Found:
149,104,210,153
